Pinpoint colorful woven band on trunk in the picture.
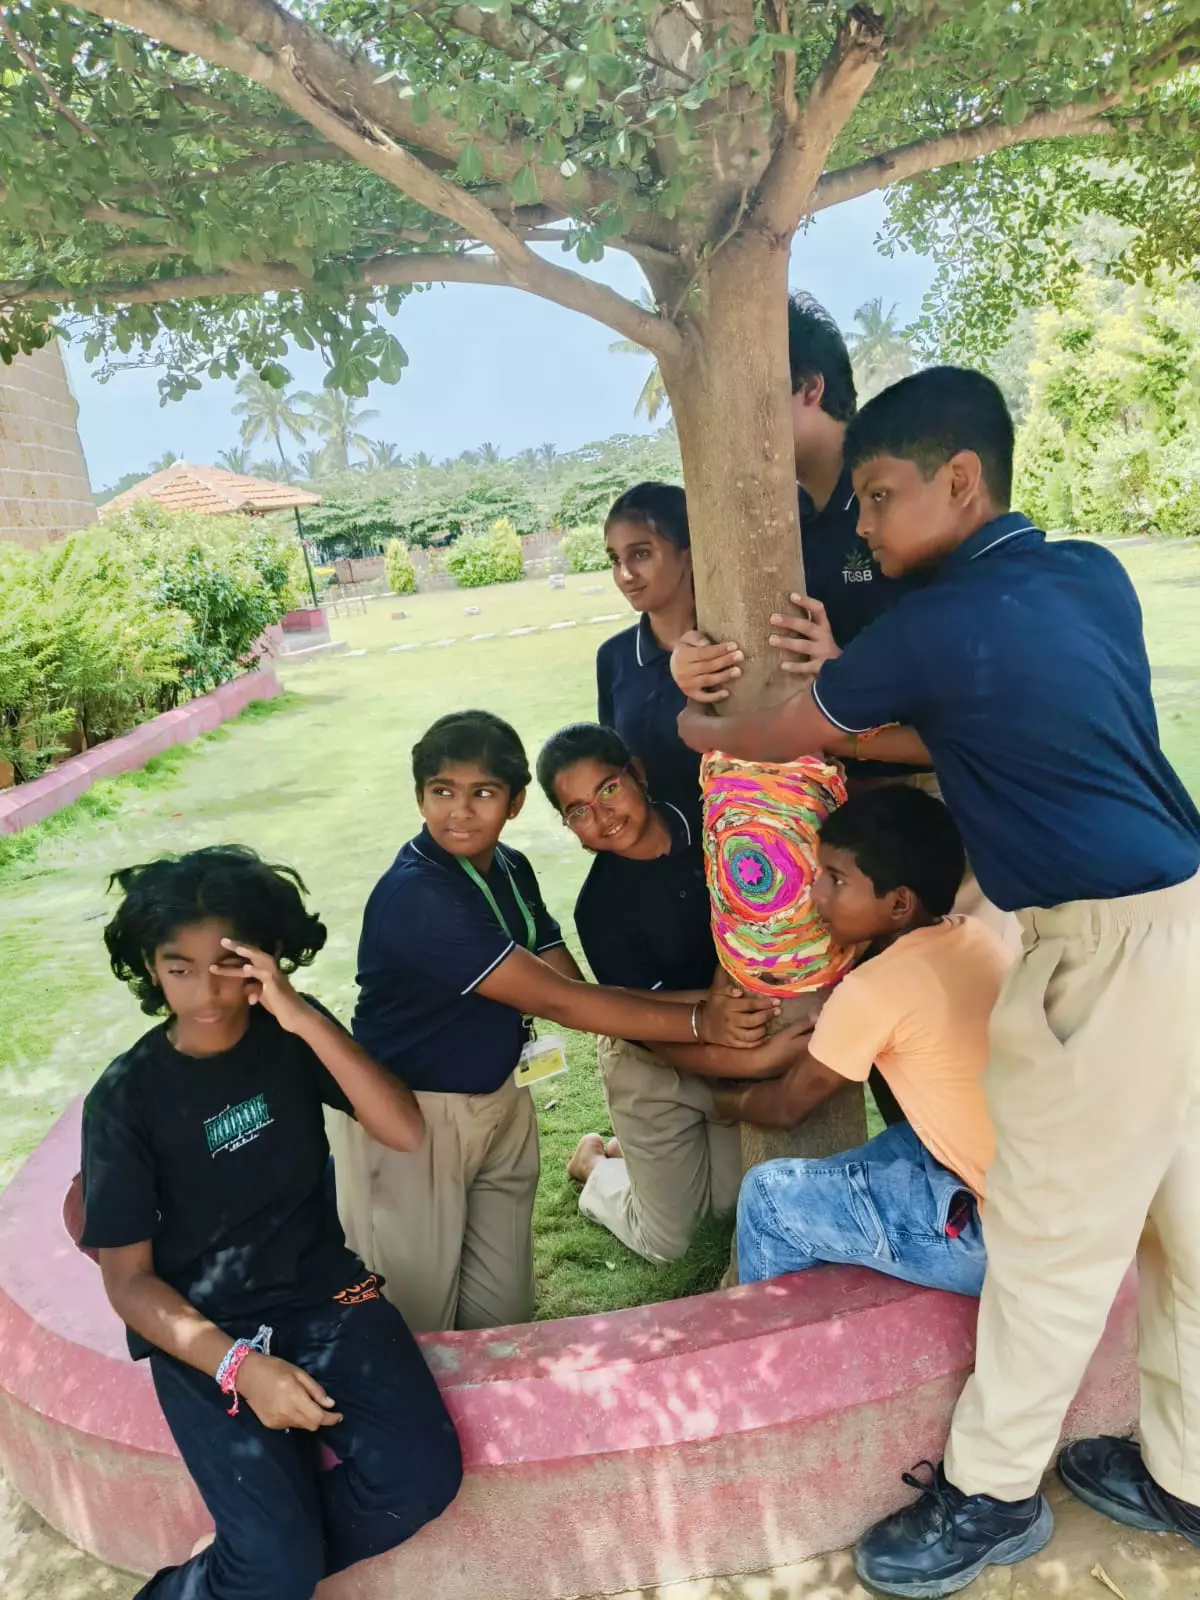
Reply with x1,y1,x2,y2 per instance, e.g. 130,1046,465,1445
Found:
701,750,856,996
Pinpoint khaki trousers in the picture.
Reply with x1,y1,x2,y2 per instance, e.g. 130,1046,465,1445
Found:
329,1076,539,1334
579,1036,742,1263
945,872,1200,1502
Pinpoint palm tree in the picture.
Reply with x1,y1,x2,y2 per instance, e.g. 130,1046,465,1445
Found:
232,374,311,472
846,298,916,401
217,445,252,474
151,450,181,471
297,447,329,482
609,291,670,421
250,458,288,482
410,451,434,471
365,438,405,471
477,441,503,465
536,443,557,468
298,389,381,472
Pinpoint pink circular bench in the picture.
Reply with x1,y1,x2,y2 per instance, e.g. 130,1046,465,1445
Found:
0,1100,1139,1596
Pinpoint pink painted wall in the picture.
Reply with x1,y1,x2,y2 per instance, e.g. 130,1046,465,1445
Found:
0,670,281,836
0,1101,1140,1593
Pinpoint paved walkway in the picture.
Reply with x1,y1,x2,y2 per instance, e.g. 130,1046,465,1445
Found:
1,1472,1196,1600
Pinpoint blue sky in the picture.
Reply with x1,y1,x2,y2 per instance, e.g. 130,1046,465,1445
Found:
65,193,935,493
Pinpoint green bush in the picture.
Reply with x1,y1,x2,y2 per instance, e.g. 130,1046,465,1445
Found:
446,518,526,588
0,507,301,784
384,538,418,595
560,524,609,573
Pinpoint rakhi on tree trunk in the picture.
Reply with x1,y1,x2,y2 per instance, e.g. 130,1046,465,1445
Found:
701,751,856,996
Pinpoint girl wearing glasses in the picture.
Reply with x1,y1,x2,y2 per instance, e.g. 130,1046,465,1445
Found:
536,723,813,1264
337,710,779,1334
596,483,703,830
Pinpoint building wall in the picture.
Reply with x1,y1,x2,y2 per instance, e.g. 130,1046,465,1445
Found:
0,344,97,551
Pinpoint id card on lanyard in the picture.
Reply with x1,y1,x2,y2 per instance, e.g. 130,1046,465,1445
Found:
457,855,568,1089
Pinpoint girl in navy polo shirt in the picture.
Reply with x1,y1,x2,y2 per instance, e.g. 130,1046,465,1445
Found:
596,483,703,828
338,710,776,1334
536,722,812,1264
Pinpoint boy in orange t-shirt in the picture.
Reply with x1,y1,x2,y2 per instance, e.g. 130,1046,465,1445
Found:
724,785,1012,1295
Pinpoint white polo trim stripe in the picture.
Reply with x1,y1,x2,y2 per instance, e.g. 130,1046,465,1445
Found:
812,680,879,736
969,524,1036,561
462,940,516,995
662,801,693,846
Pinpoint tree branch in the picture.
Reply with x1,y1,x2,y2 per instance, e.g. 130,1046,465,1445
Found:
61,0,676,355
159,0,619,216
0,13,100,141
751,6,887,237
3,248,683,353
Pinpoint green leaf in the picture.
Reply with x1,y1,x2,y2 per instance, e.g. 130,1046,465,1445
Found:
378,336,409,384
259,362,291,389
1001,86,1028,126
511,164,543,205
457,142,483,182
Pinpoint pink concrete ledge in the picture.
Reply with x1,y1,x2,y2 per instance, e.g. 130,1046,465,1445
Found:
0,671,281,836
0,1101,1139,1595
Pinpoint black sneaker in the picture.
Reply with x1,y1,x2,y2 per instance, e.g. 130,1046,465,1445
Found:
853,1461,1054,1598
1058,1436,1200,1548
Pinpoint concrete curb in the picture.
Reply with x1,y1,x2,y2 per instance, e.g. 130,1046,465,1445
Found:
0,1101,1139,1594
0,671,282,836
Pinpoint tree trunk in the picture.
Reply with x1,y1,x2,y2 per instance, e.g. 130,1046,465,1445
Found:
659,232,867,1169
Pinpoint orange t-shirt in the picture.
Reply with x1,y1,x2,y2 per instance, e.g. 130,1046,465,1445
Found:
808,916,1013,1198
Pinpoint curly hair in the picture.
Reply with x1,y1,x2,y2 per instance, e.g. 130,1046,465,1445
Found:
104,844,327,1015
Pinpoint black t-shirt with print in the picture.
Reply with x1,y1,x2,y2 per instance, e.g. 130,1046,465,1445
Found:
80,996,364,1360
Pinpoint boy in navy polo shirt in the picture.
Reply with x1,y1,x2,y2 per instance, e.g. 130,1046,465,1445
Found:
336,710,777,1334
678,367,1200,1595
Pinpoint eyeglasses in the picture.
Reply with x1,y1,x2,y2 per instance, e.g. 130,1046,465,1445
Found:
562,769,633,832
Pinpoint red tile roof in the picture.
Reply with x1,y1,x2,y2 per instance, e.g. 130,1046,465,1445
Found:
99,462,321,520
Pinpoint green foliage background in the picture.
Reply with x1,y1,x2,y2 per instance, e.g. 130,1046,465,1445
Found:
0,506,302,782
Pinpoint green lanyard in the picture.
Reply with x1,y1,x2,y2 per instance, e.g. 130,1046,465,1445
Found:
457,854,537,952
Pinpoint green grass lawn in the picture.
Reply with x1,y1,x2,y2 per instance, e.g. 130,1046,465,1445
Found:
2,544,1199,1321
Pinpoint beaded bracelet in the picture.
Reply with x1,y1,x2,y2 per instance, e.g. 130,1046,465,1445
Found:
216,1325,273,1416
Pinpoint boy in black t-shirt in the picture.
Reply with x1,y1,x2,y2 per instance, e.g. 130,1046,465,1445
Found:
80,845,462,1600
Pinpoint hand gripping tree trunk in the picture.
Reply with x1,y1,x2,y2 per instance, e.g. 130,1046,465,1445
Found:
654,233,867,1175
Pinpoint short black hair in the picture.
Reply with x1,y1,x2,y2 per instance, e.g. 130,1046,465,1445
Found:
788,292,857,420
844,366,1014,506
605,482,690,551
412,709,531,797
536,722,636,810
104,844,326,1015
819,786,965,919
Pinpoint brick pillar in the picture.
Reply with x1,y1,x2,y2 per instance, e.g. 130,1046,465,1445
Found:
0,344,97,551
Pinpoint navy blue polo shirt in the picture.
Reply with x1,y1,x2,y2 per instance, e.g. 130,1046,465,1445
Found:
574,803,716,992
812,513,1200,911
800,468,931,780
800,468,928,650
597,613,702,828
352,828,565,1094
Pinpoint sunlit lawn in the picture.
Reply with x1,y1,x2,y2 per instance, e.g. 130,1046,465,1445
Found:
2,543,1199,1319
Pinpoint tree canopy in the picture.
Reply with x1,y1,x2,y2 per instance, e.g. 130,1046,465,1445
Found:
2,0,1200,400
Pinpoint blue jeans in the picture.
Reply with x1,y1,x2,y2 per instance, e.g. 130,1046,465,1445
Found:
737,1122,986,1297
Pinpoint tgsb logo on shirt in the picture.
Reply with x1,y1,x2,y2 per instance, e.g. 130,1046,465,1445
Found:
842,548,876,584
204,1094,273,1157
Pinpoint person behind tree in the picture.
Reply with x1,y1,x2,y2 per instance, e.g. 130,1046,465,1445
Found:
536,722,813,1264
677,366,1200,1596
729,785,1010,1296
80,846,463,1600
338,709,777,1335
595,482,704,829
